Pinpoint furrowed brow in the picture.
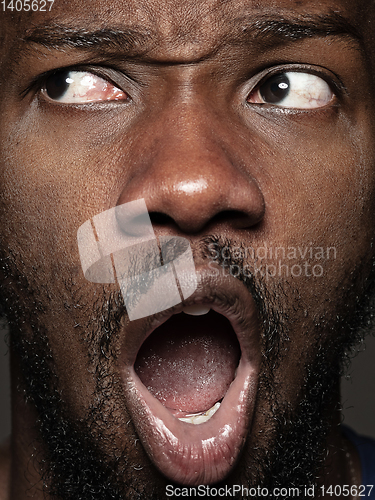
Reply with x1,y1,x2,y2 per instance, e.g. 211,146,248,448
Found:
18,13,364,61
22,23,152,55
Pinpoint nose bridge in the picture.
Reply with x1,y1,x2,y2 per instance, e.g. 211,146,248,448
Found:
118,97,265,233
146,72,233,168
151,100,237,185
158,95,220,152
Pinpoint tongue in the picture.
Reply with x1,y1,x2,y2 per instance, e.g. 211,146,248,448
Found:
134,311,241,414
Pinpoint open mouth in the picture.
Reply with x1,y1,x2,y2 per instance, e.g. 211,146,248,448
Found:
134,308,241,422
120,271,260,485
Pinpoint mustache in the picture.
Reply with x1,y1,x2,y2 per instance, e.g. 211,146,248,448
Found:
199,235,275,309
100,234,262,315
83,234,285,367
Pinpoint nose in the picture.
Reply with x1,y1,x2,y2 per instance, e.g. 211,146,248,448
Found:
117,106,265,235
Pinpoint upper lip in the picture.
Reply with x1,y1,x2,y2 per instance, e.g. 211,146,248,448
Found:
118,265,261,485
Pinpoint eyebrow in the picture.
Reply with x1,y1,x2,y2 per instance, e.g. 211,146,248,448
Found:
22,23,152,56
20,12,364,58
241,13,364,51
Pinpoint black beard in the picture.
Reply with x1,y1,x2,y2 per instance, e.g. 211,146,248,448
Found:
208,237,375,497
3,237,375,500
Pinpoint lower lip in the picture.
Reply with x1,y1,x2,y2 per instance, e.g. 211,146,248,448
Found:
122,356,258,485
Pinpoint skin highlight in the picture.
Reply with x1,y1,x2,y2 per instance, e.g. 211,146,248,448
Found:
1,0,375,498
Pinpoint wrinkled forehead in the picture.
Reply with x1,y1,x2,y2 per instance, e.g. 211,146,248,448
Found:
1,0,374,63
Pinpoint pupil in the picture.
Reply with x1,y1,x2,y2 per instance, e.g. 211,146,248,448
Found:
45,71,71,100
260,74,290,104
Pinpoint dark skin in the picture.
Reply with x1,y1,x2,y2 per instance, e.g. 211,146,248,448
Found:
1,0,375,498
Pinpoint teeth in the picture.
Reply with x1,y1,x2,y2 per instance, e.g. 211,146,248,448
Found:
178,401,221,425
182,305,211,316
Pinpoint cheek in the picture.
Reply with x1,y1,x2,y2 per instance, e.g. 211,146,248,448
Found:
0,115,107,350
243,115,375,387
256,113,375,285
0,109,115,265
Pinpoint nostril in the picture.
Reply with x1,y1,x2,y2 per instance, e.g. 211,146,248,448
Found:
148,208,262,233
115,199,155,238
149,212,175,226
211,210,261,230
213,210,247,223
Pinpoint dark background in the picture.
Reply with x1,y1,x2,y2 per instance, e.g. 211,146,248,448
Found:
1,322,374,442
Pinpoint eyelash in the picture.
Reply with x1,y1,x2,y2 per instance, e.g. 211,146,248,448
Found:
246,65,344,102
21,63,344,110
21,65,125,100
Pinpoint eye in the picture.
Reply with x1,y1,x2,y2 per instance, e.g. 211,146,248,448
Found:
43,70,129,104
247,72,334,109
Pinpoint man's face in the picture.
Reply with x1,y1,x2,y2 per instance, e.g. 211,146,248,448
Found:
1,0,375,497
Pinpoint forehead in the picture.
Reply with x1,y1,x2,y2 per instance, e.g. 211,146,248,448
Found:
0,0,372,63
